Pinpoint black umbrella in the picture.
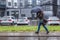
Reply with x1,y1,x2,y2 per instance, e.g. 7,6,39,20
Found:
31,6,42,13
31,6,49,19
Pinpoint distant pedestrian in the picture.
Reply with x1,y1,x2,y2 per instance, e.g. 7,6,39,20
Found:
35,11,49,34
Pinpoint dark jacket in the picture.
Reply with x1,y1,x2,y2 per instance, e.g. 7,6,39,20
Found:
37,11,44,20
37,11,48,25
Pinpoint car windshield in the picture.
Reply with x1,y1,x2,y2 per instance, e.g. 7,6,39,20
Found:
2,17,9,19
11,17,15,19
2,16,15,19
19,18,26,19
49,17,59,20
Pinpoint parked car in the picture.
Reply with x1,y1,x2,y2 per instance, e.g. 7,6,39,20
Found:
47,16,60,25
17,17,30,25
0,16,17,25
0,17,2,24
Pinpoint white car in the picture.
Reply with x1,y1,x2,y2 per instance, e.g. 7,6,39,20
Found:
0,17,2,24
47,16,60,25
17,17,30,25
0,16,17,25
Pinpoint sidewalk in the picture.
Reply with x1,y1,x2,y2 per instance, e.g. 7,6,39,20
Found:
0,32,60,37
0,32,60,40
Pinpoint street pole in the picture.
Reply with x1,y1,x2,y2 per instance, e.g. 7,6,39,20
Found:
52,0,57,16
20,0,22,18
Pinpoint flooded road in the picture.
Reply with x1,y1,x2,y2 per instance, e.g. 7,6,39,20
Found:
0,32,60,40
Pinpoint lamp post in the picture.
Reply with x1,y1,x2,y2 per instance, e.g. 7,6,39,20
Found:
52,0,57,16
20,0,22,18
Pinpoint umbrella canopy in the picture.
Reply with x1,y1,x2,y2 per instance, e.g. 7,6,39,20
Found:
31,6,42,13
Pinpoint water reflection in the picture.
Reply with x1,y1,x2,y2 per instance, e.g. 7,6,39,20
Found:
0,37,59,40
36,34,49,40
0,32,59,40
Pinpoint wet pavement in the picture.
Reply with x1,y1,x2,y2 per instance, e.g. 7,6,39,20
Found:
0,32,60,40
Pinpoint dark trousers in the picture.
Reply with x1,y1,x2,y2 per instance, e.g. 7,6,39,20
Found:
37,21,49,32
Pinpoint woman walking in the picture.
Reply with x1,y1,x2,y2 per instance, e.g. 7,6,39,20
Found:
35,11,49,34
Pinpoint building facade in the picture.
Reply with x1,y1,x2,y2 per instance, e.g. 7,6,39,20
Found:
0,0,60,18
57,0,60,18
40,0,53,19
0,0,6,17
5,0,20,19
19,0,53,18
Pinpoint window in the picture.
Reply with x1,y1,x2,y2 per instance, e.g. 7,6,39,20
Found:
7,11,9,16
14,3,17,6
11,11,19,19
0,12,4,17
0,0,6,5
20,1,25,8
36,0,40,5
57,0,60,5
58,6,60,9
42,5,52,11
20,3,23,7
12,17,15,19
8,2,11,6
21,14,25,17
28,0,32,5
25,0,32,8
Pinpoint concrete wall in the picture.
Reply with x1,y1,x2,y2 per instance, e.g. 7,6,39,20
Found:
6,9,21,18
21,8,32,17
20,8,53,18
